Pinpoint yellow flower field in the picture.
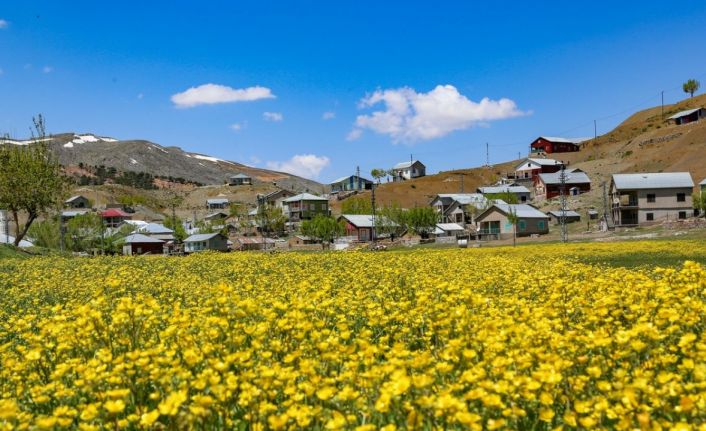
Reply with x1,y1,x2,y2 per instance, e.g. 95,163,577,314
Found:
1,241,706,430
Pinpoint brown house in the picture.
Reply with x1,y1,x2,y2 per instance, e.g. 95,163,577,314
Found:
530,136,590,154
535,169,591,200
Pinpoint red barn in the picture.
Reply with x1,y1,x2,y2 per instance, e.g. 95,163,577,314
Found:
530,136,590,154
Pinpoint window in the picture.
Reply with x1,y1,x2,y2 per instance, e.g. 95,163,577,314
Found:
538,220,546,230
646,213,654,221
518,220,527,231
646,194,655,203
679,211,687,219
677,193,686,202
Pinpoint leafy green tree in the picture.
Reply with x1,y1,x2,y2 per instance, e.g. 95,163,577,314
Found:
376,203,405,240
257,204,287,237
27,218,61,249
370,169,388,184
404,207,438,239
683,79,700,98
340,197,372,215
66,212,104,252
693,192,706,217
506,207,518,247
164,216,188,242
0,116,71,246
301,215,344,249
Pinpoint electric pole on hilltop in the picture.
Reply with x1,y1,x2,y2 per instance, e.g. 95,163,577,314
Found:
370,183,377,246
457,173,466,193
559,164,568,243
486,143,489,167
661,91,664,119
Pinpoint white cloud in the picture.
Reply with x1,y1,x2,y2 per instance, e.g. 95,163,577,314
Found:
230,122,246,131
346,128,362,141
266,154,330,179
349,84,527,142
263,111,283,122
42,66,53,74
0,19,8,29
322,111,336,120
171,83,275,108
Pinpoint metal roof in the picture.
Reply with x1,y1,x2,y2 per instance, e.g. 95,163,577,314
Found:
537,171,591,185
515,158,564,169
478,185,530,194
547,210,581,218
101,208,131,218
206,198,229,205
436,223,465,231
283,193,328,202
329,175,373,184
393,160,425,170
61,210,90,218
184,233,223,242
339,214,398,228
229,173,251,179
700,178,706,185
612,172,694,190
538,136,592,144
137,223,173,234
487,204,550,219
65,195,87,203
123,233,165,244
668,108,702,120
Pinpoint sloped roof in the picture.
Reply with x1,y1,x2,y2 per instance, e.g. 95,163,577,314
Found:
339,214,398,228
138,223,173,234
538,171,591,185
668,108,703,120
329,175,373,184
612,172,694,190
283,193,328,202
185,233,223,242
229,173,251,179
206,198,229,205
123,233,164,244
432,193,487,205
478,185,530,194
547,210,581,218
65,195,87,203
538,136,592,144
479,204,549,220
436,223,465,231
235,236,275,244
61,210,90,218
393,160,425,170
700,178,706,185
101,208,130,218
515,158,564,169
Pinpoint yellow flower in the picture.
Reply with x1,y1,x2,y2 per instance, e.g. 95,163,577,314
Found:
316,386,337,401
158,390,187,416
103,399,125,414
140,410,160,426
539,408,555,422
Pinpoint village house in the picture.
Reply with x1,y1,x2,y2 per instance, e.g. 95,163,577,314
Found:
338,214,399,242
475,204,550,240
477,185,531,203
61,209,91,222
100,208,131,228
135,222,174,242
228,173,252,186
530,136,591,154
610,172,694,226
122,233,165,256
433,223,466,237
547,210,581,224
514,158,565,181
283,193,329,222
391,160,426,181
204,211,229,222
65,195,90,209
184,232,229,253
232,236,276,251
258,188,296,209
329,175,373,193
206,198,230,210
668,108,705,126
288,234,318,247
430,193,490,225
535,168,591,200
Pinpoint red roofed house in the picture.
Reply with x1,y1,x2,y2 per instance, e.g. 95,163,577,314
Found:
530,136,590,154
101,208,132,228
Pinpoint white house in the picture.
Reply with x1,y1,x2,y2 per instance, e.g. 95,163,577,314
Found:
392,160,426,181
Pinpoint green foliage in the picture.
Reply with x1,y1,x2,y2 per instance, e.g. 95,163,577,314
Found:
376,203,405,238
301,215,344,247
0,116,71,246
404,207,438,239
340,197,372,215
163,216,188,242
683,79,700,97
27,218,61,249
693,192,706,216
483,191,519,205
370,169,388,183
257,204,287,237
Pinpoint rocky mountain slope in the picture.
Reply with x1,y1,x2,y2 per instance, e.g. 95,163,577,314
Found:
1,133,324,193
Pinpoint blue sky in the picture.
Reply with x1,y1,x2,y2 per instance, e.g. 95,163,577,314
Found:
1,2,705,182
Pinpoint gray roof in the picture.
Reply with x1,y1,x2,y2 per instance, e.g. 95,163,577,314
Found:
207,198,229,205
329,175,373,184
515,158,564,169
229,173,251,179
489,204,549,219
668,108,703,120
478,185,530,194
184,233,223,242
65,195,87,203
612,172,694,190
393,160,425,170
436,223,465,231
537,171,591,185
433,193,487,205
61,210,90,218
547,210,581,218
283,193,328,202
137,223,173,234
339,214,398,228
123,233,165,244
700,178,706,185
539,136,592,144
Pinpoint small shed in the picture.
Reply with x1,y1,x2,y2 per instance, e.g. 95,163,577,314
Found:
184,233,229,253
547,210,581,224
668,108,705,126
288,235,318,247
65,195,90,209
204,212,229,222
433,223,466,237
206,198,230,210
588,209,599,220
233,236,276,251
122,233,165,256
229,173,253,186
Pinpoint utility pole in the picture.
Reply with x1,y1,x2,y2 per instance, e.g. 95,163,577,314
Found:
486,143,489,167
457,173,466,193
559,165,568,243
370,183,377,246
594,120,597,140
661,91,664,119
